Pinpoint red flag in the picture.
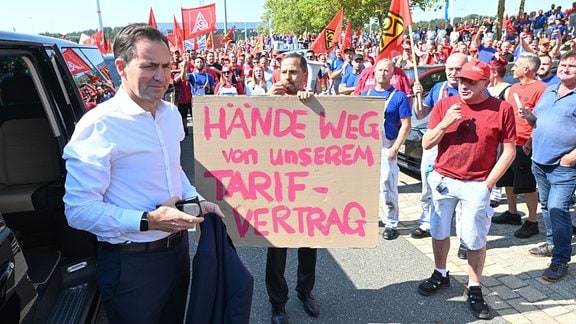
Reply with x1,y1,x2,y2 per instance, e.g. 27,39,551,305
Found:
206,32,214,51
377,0,413,61
61,48,91,74
148,7,157,29
340,19,353,57
172,15,184,52
355,27,363,39
220,25,235,45
309,8,344,54
181,4,217,39
252,33,264,55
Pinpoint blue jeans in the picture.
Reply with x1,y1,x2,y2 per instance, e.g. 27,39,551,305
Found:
532,162,576,264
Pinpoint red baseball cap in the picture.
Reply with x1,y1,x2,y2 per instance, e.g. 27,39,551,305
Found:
456,60,490,81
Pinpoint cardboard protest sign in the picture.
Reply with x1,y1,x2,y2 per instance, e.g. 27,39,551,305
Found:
193,96,383,248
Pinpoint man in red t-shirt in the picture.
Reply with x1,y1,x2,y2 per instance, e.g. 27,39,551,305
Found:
417,60,516,320
492,52,547,241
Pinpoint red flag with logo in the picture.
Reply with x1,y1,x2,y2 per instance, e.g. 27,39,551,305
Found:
148,7,157,29
340,19,353,57
220,26,235,45
252,34,264,55
309,8,344,54
181,4,217,39
377,0,412,61
61,48,91,74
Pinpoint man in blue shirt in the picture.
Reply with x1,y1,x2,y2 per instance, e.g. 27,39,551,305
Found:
361,58,411,240
537,54,560,85
181,56,215,96
473,25,497,62
525,50,576,282
339,53,364,95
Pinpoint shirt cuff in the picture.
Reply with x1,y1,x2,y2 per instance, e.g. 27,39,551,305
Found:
120,209,144,233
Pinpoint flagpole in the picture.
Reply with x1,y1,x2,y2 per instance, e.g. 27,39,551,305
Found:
408,25,422,112
95,0,104,31
224,0,228,33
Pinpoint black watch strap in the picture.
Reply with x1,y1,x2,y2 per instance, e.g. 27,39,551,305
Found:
140,212,149,232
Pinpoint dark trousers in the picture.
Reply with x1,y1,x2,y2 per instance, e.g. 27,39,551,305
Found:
178,102,192,134
265,247,317,306
96,233,190,324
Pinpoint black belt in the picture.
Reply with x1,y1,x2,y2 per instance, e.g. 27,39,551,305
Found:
101,231,184,253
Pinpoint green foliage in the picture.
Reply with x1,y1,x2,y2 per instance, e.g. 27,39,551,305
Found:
262,0,443,35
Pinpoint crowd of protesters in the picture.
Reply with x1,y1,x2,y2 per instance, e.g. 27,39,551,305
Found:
78,3,576,322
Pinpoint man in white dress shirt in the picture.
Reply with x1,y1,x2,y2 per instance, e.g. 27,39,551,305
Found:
63,23,223,323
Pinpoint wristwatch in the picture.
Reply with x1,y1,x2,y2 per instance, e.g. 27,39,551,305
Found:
140,212,149,232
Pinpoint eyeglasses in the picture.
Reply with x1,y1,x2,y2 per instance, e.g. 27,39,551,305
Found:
222,71,231,75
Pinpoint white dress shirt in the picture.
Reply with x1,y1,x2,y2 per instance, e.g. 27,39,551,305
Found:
63,88,202,244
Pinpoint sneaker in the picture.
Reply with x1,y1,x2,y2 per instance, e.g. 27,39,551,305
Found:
457,244,468,260
491,211,522,225
410,227,431,239
466,286,490,319
529,243,553,257
417,270,450,296
489,199,500,208
514,220,539,238
542,262,569,282
382,227,399,240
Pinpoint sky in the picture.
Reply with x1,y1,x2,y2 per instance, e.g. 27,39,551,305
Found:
0,0,569,35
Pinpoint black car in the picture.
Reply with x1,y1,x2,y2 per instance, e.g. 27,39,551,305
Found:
397,65,446,174
0,31,101,323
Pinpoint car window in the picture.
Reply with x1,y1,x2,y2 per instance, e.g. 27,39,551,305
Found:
420,70,446,93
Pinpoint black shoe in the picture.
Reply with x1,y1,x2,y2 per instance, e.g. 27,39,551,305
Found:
489,199,500,208
378,220,386,227
491,211,522,225
410,227,431,239
383,227,399,240
514,220,539,238
271,304,288,324
417,270,450,296
457,244,468,260
297,292,320,317
465,286,490,319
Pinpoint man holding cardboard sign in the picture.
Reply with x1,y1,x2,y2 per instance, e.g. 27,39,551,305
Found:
266,52,318,324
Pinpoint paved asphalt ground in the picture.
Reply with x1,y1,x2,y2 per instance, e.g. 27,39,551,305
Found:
181,125,576,324
99,125,576,323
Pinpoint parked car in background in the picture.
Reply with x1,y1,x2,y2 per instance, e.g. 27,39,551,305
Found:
396,62,532,175
397,64,447,174
0,31,100,323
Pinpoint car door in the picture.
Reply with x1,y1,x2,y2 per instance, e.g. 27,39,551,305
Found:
0,39,99,324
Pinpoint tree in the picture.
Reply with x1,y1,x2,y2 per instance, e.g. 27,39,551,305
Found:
496,0,505,40
262,0,443,35
518,0,525,17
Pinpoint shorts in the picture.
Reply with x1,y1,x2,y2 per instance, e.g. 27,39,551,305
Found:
495,146,537,194
427,171,492,250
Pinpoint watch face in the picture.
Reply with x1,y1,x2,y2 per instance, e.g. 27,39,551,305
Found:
140,213,149,231
182,203,201,217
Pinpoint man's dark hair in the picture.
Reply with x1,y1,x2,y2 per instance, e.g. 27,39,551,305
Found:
283,52,308,73
113,23,169,64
